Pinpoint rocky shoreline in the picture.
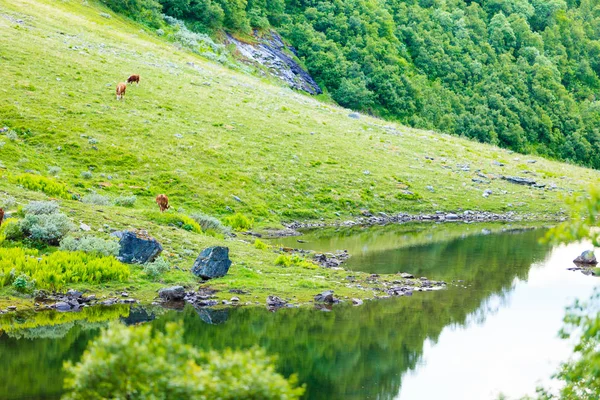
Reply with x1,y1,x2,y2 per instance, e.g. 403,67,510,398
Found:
280,210,561,232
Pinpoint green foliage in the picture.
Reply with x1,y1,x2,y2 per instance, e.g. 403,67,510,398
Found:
274,254,317,269
20,212,74,245
144,211,202,233
59,236,120,257
223,213,253,231
545,187,600,247
81,193,110,206
11,174,69,199
254,238,268,250
62,322,305,399
12,273,35,294
0,218,24,242
100,0,163,28
0,247,130,291
143,256,170,280
113,195,137,207
80,171,93,180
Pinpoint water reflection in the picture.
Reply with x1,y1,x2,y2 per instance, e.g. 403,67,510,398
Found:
0,225,596,400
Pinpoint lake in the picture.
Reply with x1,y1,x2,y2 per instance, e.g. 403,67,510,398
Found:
0,222,596,399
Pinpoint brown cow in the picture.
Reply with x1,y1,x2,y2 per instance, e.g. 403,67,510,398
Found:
127,74,140,84
0,208,4,227
116,82,127,100
155,194,170,212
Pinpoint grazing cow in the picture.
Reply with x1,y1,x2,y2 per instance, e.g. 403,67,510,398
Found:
155,194,170,212
127,74,140,84
0,208,4,227
116,82,127,100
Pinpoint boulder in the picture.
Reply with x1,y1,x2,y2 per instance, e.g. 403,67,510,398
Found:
266,296,287,308
574,250,598,265
191,247,232,280
158,286,186,301
55,301,71,311
314,290,338,303
116,230,162,264
502,176,536,186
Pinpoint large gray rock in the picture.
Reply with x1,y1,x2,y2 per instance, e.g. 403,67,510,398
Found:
314,290,338,303
502,176,536,186
191,247,232,280
574,250,598,265
116,230,162,264
158,286,186,301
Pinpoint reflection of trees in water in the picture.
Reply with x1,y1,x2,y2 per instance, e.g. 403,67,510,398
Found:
0,230,554,400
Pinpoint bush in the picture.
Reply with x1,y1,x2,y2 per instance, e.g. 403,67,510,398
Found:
62,322,304,400
12,273,35,294
11,174,69,199
254,239,268,250
190,213,229,233
0,194,16,210
114,195,137,207
23,200,59,215
48,166,61,176
0,247,130,291
223,213,253,231
145,211,202,233
100,0,163,28
81,171,93,180
82,193,110,206
274,254,317,269
60,236,120,257
143,256,170,280
20,212,74,244
0,218,23,241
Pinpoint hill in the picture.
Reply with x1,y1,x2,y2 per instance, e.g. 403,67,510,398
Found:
0,0,598,308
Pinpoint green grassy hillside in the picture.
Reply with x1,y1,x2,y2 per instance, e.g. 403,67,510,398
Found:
0,0,598,309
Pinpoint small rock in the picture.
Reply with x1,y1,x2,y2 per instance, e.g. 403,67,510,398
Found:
55,302,71,311
80,223,91,231
348,112,360,119
400,272,414,279
7,306,17,311
232,195,242,203
574,250,597,265
426,185,435,192
352,298,363,306
314,290,338,303
445,213,459,220
266,296,286,308
158,286,186,301
230,297,240,302
121,292,129,297
66,289,83,298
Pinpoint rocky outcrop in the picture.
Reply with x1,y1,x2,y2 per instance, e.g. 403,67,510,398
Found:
314,290,339,304
313,251,350,268
501,176,537,186
114,230,162,264
574,250,598,265
191,246,232,280
226,31,322,95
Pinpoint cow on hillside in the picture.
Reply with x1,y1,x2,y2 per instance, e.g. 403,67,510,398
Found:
127,74,140,84
155,194,170,212
116,82,126,100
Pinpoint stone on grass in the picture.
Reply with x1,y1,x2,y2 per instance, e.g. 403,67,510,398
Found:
314,290,338,303
116,230,162,264
191,246,232,280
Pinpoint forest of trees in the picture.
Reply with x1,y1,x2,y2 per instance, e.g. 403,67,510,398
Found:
105,0,600,169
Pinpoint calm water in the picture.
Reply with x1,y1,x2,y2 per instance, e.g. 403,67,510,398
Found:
1,223,597,399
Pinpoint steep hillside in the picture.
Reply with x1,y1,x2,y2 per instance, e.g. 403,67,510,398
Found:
1,0,598,227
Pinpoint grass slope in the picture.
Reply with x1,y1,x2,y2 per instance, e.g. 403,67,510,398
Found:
0,0,598,310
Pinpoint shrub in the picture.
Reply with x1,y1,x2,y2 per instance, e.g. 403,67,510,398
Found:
274,254,317,269
100,0,163,28
145,211,202,233
12,274,35,294
0,218,24,241
11,174,69,198
143,256,170,280
190,213,229,233
48,166,61,176
62,322,304,400
6,130,17,141
60,236,120,257
23,200,59,215
81,171,93,180
0,194,16,210
0,247,130,291
254,239,268,250
20,212,74,244
82,193,110,206
113,195,137,207
223,213,253,231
